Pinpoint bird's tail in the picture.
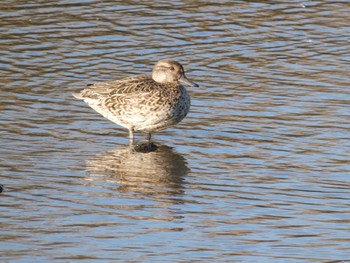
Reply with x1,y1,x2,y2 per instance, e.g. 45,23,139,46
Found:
72,92,84,100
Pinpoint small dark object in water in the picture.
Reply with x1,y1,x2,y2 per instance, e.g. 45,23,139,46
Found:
0,184,4,193
133,142,158,153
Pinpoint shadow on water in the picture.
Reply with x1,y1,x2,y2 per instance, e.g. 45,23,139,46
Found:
85,144,190,195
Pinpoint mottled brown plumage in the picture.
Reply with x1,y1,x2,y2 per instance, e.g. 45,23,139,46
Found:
73,59,198,144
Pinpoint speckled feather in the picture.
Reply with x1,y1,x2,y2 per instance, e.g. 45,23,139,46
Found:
73,59,197,142
74,74,190,133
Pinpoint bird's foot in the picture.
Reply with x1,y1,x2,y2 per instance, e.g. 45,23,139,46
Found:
132,141,157,153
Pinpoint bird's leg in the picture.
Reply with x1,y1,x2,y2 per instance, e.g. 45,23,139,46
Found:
146,133,152,142
129,128,135,145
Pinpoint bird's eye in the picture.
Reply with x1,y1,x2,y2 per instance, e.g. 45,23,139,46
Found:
170,66,175,71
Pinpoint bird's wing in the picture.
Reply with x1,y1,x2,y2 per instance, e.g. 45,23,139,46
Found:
73,75,157,100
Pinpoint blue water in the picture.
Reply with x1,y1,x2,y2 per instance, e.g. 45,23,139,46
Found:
1,1,349,262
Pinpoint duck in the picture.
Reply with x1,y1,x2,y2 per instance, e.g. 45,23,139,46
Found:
73,59,198,145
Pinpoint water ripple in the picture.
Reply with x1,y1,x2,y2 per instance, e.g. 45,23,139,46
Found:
1,0,349,262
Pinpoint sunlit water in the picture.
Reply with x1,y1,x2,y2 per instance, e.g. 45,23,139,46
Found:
1,1,350,262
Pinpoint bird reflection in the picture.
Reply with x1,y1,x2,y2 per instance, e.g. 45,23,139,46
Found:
85,144,190,195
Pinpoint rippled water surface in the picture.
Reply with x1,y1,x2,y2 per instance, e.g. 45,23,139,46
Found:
1,1,350,262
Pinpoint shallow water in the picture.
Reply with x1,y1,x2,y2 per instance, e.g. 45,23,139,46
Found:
1,0,350,262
